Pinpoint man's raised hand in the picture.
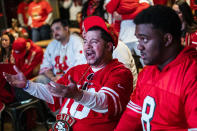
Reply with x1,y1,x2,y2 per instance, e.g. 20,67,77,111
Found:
3,65,27,88
47,75,83,101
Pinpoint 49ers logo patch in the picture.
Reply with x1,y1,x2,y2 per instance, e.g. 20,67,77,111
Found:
51,114,75,131
53,120,69,131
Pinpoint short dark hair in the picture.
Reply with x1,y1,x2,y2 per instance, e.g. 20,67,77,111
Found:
51,18,69,27
88,26,114,44
134,5,182,40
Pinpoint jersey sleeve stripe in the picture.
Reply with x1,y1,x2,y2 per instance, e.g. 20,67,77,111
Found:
127,103,142,112
99,90,120,116
127,105,142,114
100,87,123,115
191,41,197,45
101,87,119,97
126,100,142,114
188,128,197,131
128,100,142,110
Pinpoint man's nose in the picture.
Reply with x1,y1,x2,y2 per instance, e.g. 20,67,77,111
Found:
84,42,92,49
137,43,145,51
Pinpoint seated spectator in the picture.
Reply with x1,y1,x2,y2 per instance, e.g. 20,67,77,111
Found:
36,17,136,122
35,18,86,84
0,32,15,63
11,37,43,101
115,5,197,130
82,16,138,88
11,37,43,79
4,15,134,131
0,33,16,114
28,0,53,42
5,18,28,39
172,0,197,47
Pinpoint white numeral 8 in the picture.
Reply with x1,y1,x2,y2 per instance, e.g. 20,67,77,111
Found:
141,96,156,131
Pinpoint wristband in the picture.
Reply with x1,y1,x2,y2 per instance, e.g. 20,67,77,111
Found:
24,80,29,90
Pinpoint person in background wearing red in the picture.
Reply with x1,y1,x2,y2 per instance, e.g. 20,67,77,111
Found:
28,0,53,42
5,18,28,39
11,37,43,103
17,0,31,39
190,0,197,16
17,0,30,28
11,37,43,79
172,0,197,48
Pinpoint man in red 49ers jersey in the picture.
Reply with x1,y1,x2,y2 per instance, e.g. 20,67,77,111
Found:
115,5,197,131
3,16,133,131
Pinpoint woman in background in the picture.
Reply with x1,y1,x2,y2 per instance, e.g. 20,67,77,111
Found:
0,32,15,114
172,0,197,47
0,32,15,63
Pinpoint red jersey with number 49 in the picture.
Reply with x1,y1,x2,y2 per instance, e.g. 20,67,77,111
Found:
51,59,133,131
115,47,197,131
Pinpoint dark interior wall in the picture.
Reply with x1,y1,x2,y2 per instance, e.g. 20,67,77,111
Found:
4,0,24,27
0,0,33,32
0,0,6,32
0,0,21,32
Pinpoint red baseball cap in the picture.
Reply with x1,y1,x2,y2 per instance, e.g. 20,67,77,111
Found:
82,16,118,48
12,38,27,58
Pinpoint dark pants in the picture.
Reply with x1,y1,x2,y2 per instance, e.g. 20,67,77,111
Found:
14,87,34,101
32,24,51,42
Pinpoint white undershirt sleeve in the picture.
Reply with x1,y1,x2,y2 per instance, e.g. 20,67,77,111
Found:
24,81,54,104
44,12,53,25
18,14,25,27
28,16,32,27
77,90,108,113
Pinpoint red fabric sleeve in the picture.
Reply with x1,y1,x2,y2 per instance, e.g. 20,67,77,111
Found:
182,61,197,127
47,70,70,112
105,0,120,14
121,3,149,20
27,3,32,16
43,1,53,14
190,0,197,10
23,45,44,79
115,107,142,131
17,3,23,14
153,0,167,5
115,75,144,131
102,68,133,118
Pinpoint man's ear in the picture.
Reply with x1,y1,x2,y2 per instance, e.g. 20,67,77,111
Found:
64,26,69,32
163,33,173,47
106,42,113,52
26,42,31,51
